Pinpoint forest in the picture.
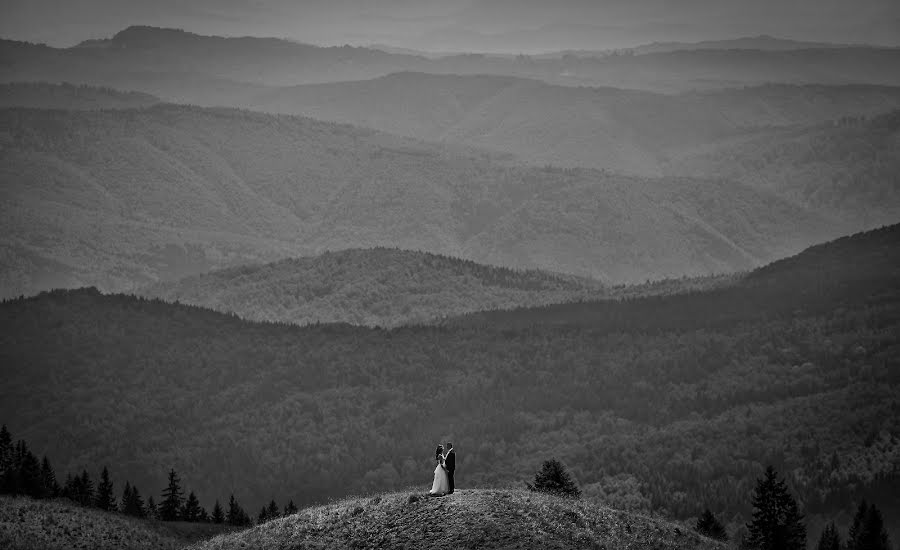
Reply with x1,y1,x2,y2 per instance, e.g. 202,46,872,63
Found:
1,224,898,542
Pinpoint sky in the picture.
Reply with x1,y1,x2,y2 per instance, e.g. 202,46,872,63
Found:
1,0,898,53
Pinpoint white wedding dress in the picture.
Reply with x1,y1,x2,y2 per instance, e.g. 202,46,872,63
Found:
429,459,449,495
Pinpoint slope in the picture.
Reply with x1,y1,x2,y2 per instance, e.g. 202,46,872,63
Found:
0,495,224,550
1,225,898,531
0,82,160,110
189,489,724,550
0,103,837,297
139,248,604,327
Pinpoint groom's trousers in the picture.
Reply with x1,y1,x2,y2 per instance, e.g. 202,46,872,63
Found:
448,470,454,493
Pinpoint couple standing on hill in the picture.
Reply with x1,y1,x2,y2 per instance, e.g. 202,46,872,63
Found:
428,442,456,496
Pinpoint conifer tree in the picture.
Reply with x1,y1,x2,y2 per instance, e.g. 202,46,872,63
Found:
77,469,94,506
266,500,279,520
226,494,250,526
526,458,581,498
696,508,728,541
182,491,202,522
95,466,116,511
816,521,841,550
0,425,12,491
159,469,184,521
39,456,59,498
146,496,158,520
284,500,298,516
122,482,146,517
17,443,42,497
847,501,892,550
745,466,806,550
258,505,269,524
211,500,225,524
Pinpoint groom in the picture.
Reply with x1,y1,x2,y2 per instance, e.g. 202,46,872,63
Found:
445,442,456,494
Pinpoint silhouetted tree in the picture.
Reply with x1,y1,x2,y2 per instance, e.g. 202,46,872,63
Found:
0,425,12,491
182,491,202,522
266,500,279,520
284,500,298,516
696,508,728,541
848,501,892,550
816,521,841,550
72,469,94,506
526,458,580,498
17,442,42,497
159,469,184,521
227,494,250,526
95,466,116,511
39,456,59,498
211,500,225,524
122,482,146,518
146,496,158,520
258,505,269,524
745,466,806,550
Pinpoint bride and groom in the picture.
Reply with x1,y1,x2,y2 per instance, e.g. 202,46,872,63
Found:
428,442,456,496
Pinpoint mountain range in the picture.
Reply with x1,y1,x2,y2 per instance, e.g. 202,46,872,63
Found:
0,102,839,298
2,224,897,538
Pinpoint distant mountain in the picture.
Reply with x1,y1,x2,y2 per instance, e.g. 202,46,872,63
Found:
0,82,159,110
187,490,724,550
2,225,897,529
630,35,858,55
249,73,900,176
139,248,603,327
668,110,900,225
0,103,837,297
3,27,900,98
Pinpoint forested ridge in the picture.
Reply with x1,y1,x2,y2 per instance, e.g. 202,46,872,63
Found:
1,225,898,542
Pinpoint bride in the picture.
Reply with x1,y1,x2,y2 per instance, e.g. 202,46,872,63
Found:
429,444,449,496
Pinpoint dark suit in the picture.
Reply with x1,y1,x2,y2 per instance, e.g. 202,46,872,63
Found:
445,450,456,493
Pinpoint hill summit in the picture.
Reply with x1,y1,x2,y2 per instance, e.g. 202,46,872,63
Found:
189,489,724,550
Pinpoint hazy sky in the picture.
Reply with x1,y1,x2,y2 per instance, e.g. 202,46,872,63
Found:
1,0,898,52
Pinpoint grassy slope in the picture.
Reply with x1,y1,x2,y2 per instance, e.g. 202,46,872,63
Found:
0,104,837,298
0,495,226,550
190,489,724,550
139,248,604,327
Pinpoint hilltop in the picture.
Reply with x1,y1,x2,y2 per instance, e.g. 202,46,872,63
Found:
140,248,603,327
0,495,226,550
1,225,898,529
189,489,724,550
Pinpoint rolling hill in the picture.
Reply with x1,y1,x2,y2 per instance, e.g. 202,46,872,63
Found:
1,225,898,538
248,72,900,177
0,103,838,298
0,495,225,550
3,26,900,100
188,489,725,550
0,82,159,110
139,248,605,327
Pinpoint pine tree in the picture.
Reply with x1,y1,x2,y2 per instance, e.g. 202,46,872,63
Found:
526,458,581,498
284,500,298,516
17,443,42,497
696,508,728,541
227,494,250,526
258,505,269,524
745,466,806,550
848,501,892,550
211,500,225,524
77,469,94,506
146,496,158,520
39,456,59,498
266,500,279,520
0,425,12,492
816,521,841,550
159,469,184,521
182,491,202,522
95,466,116,511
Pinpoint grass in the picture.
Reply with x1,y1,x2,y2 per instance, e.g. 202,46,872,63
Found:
0,495,230,550
189,488,728,550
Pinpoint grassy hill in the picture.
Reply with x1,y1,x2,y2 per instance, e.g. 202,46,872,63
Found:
249,73,900,176
0,103,837,297
139,248,604,327
0,82,159,110
0,495,226,550
189,489,724,550
1,225,898,537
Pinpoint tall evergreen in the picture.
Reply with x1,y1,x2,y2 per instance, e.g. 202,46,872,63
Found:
847,501,892,550
159,469,184,521
17,442,42,497
95,466,116,511
258,505,269,524
745,466,806,550
266,500,279,520
77,469,94,506
39,456,59,498
226,494,250,526
284,500,298,516
816,521,841,550
146,496,158,520
182,491,202,522
211,500,225,524
696,508,728,541
122,482,146,518
0,425,12,491
526,458,581,498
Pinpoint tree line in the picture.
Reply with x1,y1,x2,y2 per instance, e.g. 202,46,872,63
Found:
0,424,297,527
